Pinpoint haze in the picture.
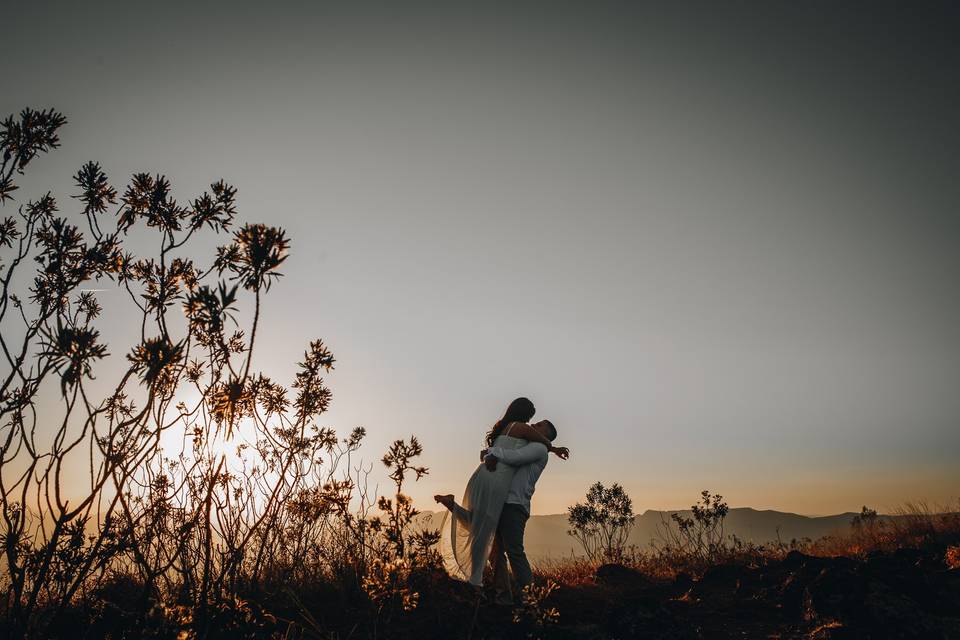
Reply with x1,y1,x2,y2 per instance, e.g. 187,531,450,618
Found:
4,1,959,515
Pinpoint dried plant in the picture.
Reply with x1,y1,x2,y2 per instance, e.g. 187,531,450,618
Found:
512,580,560,639
0,107,439,639
567,482,635,563
946,545,960,570
654,490,729,568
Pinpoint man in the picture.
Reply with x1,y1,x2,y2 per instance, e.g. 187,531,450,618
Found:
482,419,563,605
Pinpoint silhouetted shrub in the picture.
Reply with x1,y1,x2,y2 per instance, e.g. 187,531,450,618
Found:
567,482,635,562
653,490,730,570
0,108,439,639
512,580,560,639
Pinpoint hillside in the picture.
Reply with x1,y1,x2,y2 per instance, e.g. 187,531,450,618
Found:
420,507,861,560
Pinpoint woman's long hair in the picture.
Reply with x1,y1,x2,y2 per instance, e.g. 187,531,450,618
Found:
485,397,536,447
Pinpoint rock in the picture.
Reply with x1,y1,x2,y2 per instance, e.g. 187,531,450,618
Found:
803,563,867,622
695,562,760,599
603,595,691,639
806,621,861,639
701,563,748,586
673,571,694,594
861,579,933,638
595,563,653,589
783,549,814,570
864,549,937,607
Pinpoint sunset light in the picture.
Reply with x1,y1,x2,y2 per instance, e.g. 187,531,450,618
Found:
3,2,959,638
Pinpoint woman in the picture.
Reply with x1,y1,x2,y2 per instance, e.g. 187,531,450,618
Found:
434,397,569,587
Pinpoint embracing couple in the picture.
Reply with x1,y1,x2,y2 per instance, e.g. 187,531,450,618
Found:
434,397,570,605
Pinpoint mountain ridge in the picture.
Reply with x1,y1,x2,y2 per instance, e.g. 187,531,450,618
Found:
419,506,867,561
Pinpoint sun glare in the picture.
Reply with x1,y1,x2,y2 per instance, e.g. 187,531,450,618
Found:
158,386,261,474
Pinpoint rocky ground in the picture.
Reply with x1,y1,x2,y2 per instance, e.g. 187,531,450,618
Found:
405,543,960,639
17,543,960,639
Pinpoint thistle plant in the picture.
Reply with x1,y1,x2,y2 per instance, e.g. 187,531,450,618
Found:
513,580,560,639
0,107,344,638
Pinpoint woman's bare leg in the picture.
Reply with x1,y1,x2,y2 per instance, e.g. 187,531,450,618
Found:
434,494,472,526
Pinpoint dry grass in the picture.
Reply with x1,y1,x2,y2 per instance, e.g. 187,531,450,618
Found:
807,500,960,558
946,545,960,569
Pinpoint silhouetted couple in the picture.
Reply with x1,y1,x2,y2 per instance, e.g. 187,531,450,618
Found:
435,397,569,605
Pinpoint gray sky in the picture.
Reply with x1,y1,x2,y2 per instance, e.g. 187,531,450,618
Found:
4,0,959,514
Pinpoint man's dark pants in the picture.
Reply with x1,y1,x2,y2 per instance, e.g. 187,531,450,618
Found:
492,503,532,603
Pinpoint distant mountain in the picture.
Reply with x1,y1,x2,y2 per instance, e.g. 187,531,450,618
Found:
419,507,861,561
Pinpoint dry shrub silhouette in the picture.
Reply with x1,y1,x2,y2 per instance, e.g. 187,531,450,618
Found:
0,108,439,639
566,481,635,563
559,488,808,580
512,580,560,639
654,489,730,569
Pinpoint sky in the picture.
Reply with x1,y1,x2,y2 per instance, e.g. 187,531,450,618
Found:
3,0,959,515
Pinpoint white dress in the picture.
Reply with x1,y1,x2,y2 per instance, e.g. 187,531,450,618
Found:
442,425,529,586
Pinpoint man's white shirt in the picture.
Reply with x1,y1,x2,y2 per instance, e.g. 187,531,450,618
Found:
484,442,548,515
